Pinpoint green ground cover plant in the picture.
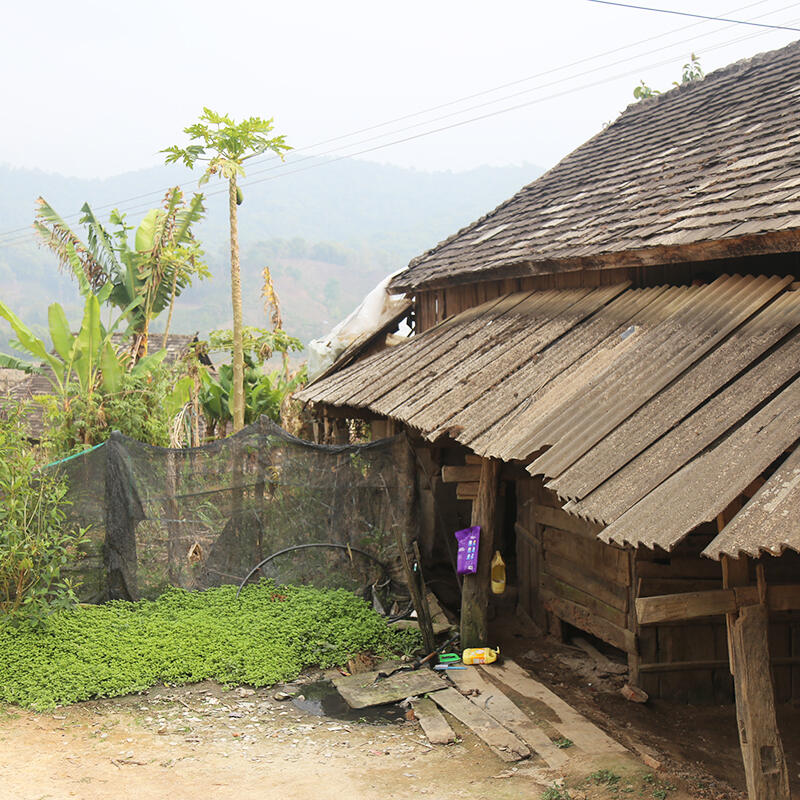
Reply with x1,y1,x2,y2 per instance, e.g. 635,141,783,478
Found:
0,581,421,709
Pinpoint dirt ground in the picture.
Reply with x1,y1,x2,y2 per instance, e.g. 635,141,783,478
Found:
1,616,794,800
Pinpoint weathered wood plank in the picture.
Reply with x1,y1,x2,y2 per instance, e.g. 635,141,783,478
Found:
637,588,736,625
332,669,446,709
411,697,456,744
461,458,500,649
442,465,482,483
531,503,603,538
447,667,567,768
542,575,628,628
636,585,800,625
456,481,479,500
541,589,637,653
731,604,790,800
489,660,627,755
430,687,530,762
542,527,629,585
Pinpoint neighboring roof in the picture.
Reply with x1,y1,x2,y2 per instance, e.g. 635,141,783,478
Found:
4,333,206,440
391,40,800,293
298,274,800,551
703,447,800,560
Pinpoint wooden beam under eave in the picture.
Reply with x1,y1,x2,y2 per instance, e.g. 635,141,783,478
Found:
460,458,500,649
391,227,800,292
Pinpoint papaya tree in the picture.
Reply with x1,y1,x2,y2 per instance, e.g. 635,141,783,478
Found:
163,109,291,431
34,187,208,359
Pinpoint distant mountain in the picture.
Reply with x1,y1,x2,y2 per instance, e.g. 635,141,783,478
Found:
0,156,543,354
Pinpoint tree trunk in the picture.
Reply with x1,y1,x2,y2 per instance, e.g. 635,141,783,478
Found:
229,176,245,432
162,268,180,350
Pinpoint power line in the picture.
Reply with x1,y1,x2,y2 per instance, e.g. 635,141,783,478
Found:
9,11,789,238
0,3,796,248
586,0,800,31
0,0,779,243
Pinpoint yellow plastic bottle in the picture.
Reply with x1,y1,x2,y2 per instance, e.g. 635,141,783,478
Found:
462,646,500,665
491,550,506,595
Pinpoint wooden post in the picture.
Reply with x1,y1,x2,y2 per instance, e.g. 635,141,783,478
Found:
719,483,789,800
731,603,790,799
460,458,500,649
394,437,436,654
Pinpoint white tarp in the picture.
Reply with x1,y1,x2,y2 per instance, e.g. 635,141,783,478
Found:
308,270,410,381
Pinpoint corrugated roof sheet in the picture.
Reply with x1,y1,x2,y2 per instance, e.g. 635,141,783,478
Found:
389,40,800,292
298,274,800,550
703,446,800,560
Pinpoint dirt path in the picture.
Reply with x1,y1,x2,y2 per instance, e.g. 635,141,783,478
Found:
0,669,735,800
0,679,551,800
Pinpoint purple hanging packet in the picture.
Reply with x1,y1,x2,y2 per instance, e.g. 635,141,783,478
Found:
455,526,481,575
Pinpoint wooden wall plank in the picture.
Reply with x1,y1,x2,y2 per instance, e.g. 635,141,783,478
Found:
540,589,637,653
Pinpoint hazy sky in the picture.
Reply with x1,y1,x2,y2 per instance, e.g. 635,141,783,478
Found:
2,0,799,180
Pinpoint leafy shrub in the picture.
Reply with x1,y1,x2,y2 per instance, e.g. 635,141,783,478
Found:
0,404,87,621
0,581,421,709
41,365,175,455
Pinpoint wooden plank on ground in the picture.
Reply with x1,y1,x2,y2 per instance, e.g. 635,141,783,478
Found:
541,589,637,653
447,666,567,768
430,687,530,762
332,669,446,709
488,659,627,755
411,697,456,744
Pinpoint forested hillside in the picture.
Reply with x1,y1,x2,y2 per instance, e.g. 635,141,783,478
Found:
0,157,541,351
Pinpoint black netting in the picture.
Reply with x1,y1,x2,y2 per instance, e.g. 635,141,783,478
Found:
54,418,415,605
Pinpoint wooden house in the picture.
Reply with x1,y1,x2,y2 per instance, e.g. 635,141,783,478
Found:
299,41,800,798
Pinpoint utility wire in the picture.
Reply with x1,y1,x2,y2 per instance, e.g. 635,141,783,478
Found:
0,0,780,243
586,0,800,31
0,2,796,247
2,11,788,246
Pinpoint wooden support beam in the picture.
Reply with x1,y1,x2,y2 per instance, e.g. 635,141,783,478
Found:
460,458,500,649
635,584,800,625
530,503,604,538
442,465,482,483
456,481,479,500
731,603,790,799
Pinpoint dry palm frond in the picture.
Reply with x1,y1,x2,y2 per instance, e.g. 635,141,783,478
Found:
261,267,282,331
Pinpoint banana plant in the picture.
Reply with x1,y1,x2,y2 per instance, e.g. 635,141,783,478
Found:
34,187,208,360
0,290,164,399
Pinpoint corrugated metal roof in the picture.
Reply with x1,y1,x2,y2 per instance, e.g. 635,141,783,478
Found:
703,446,800,560
600,373,800,549
298,274,800,550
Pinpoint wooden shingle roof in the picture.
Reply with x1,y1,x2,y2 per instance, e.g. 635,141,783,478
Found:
391,40,800,292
